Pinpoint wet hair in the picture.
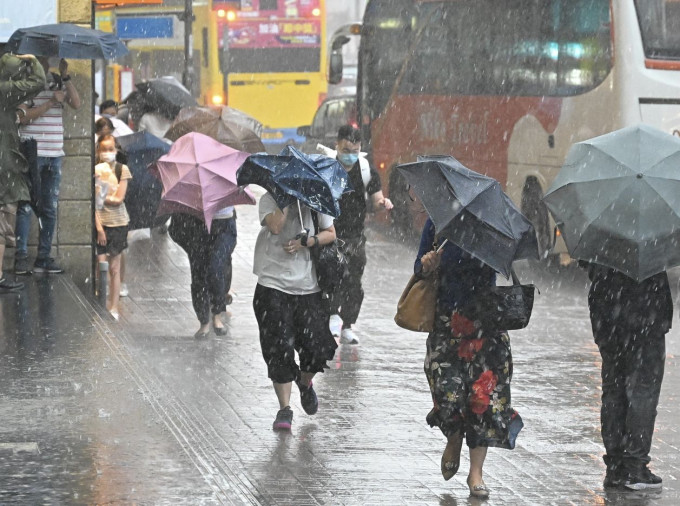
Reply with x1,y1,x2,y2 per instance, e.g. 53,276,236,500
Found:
99,99,118,114
337,125,361,143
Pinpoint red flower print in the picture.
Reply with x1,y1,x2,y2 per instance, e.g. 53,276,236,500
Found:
472,370,497,395
450,312,476,337
470,392,490,415
457,337,484,361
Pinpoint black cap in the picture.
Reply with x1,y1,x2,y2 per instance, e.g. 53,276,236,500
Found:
99,99,118,113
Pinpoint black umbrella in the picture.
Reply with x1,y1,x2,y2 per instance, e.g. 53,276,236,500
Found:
236,145,352,218
397,155,539,277
136,77,198,119
117,131,170,230
6,23,128,59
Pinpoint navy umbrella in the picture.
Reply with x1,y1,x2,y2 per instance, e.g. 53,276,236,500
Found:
6,23,128,59
117,131,170,230
397,155,539,277
236,145,352,218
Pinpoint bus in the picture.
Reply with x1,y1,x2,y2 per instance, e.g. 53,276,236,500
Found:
214,0,328,147
341,0,680,252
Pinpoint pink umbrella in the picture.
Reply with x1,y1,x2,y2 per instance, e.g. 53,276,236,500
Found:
152,132,255,231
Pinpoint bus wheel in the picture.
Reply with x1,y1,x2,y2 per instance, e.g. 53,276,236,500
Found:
389,170,413,241
521,177,551,257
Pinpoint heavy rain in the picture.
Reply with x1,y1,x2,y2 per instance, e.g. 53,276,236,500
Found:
1,0,680,504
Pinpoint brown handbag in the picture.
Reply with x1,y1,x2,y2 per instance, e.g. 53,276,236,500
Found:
394,271,439,332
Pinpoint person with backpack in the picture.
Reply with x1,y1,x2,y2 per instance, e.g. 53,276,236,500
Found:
94,134,131,320
328,126,393,344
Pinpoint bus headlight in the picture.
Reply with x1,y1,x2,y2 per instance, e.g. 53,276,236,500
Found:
212,95,224,105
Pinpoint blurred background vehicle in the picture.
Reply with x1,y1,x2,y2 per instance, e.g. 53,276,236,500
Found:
297,95,356,154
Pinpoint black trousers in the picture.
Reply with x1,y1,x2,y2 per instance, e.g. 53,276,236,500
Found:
170,214,237,325
334,235,366,326
594,326,666,474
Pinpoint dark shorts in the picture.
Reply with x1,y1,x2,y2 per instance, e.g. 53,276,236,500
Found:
253,284,338,384
96,225,128,257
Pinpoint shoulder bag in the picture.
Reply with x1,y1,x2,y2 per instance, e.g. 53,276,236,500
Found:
394,243,439,333
311,212,349,311
459,268,536,331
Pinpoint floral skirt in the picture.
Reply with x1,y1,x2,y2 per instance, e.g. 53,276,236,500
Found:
424,309,523,449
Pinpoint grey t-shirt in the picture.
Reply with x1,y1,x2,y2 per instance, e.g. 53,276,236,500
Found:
254,192,334,295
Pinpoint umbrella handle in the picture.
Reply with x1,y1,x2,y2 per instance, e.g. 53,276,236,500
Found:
297,200,306,233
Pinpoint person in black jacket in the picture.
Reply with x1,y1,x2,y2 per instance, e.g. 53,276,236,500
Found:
583,263,672,491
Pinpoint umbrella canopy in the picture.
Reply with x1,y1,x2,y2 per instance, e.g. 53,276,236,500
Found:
397,155,539,277
165,106,265,154
543,124,680,281
136,77,197,119
152,132,255,231
117,131,170,230
6,23,128,59
236,145,353,218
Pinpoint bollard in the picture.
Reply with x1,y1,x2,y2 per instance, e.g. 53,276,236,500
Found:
98,261,109,308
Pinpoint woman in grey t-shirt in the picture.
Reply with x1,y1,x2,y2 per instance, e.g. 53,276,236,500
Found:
253,193,338,431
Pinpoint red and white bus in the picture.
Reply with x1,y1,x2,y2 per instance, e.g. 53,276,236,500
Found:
348,0,680,252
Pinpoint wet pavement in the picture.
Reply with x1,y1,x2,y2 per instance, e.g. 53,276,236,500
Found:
2,195,680,505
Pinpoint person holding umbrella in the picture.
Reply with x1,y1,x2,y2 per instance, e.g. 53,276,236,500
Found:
237,146,352,431
398,156,535,497
14,56,81,275
543,125,680,490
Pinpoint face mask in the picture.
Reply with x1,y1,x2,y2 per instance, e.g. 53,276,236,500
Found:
338,153,359,167
100,151,116,163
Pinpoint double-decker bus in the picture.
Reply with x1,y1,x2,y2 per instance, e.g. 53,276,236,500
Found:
215,0,327,147
345,0,680,252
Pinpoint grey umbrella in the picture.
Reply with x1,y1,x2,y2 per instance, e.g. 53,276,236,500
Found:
397,155,539,278
543,124,680,281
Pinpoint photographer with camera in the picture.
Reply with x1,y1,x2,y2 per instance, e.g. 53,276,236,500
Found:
0,53,45,292
14,57,81,275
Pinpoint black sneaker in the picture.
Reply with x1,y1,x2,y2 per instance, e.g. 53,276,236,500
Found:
0,277,24,292
33,258,64,274
624,467,662,490
14,257,31,275
273,406,293,431
297,380,319,415
603,468,625,488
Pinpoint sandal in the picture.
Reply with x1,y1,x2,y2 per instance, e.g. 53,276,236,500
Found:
467,478,490,498
441,432,464,480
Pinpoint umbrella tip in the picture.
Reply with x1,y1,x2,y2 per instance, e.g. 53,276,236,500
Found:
637,173,644,179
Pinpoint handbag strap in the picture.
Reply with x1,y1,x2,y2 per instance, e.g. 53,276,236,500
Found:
311,210,319,235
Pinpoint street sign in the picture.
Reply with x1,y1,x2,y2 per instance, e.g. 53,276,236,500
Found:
117,17,173,39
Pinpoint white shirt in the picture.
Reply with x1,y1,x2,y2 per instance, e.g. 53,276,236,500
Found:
254,192,333,295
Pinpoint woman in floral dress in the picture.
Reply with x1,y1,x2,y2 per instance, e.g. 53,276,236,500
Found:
415,218,523,498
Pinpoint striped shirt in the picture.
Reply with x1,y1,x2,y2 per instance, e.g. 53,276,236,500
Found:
95,162,132,228
20,85,65,158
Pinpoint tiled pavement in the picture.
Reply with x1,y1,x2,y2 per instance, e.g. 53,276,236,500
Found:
2,194,680,504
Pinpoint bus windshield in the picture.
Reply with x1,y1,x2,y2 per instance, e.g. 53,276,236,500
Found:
635,0,680,60
360,0,611,119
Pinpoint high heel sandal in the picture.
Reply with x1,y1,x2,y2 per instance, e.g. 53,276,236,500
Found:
467,477,490,499
441,433,464,480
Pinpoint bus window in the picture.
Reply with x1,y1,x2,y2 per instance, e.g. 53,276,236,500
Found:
397,0,611,98
635,0,680,60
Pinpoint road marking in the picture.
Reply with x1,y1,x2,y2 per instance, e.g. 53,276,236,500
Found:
0,442,40,454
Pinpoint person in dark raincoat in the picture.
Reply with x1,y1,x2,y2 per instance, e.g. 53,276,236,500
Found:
0,53,45,292
415,218,523,498
583,262,672,490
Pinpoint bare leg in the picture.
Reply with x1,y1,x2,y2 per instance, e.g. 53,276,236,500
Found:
468,446,488,489
108,253,122,314
212,312,224,331
441,431,464,480
273,382,292,409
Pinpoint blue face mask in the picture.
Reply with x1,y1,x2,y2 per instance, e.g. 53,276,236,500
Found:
338,153,359,166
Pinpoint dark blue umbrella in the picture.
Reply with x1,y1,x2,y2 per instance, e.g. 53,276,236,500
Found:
117,131,170,230
397,155,539,277
236,145,352,217
6,24,128,60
